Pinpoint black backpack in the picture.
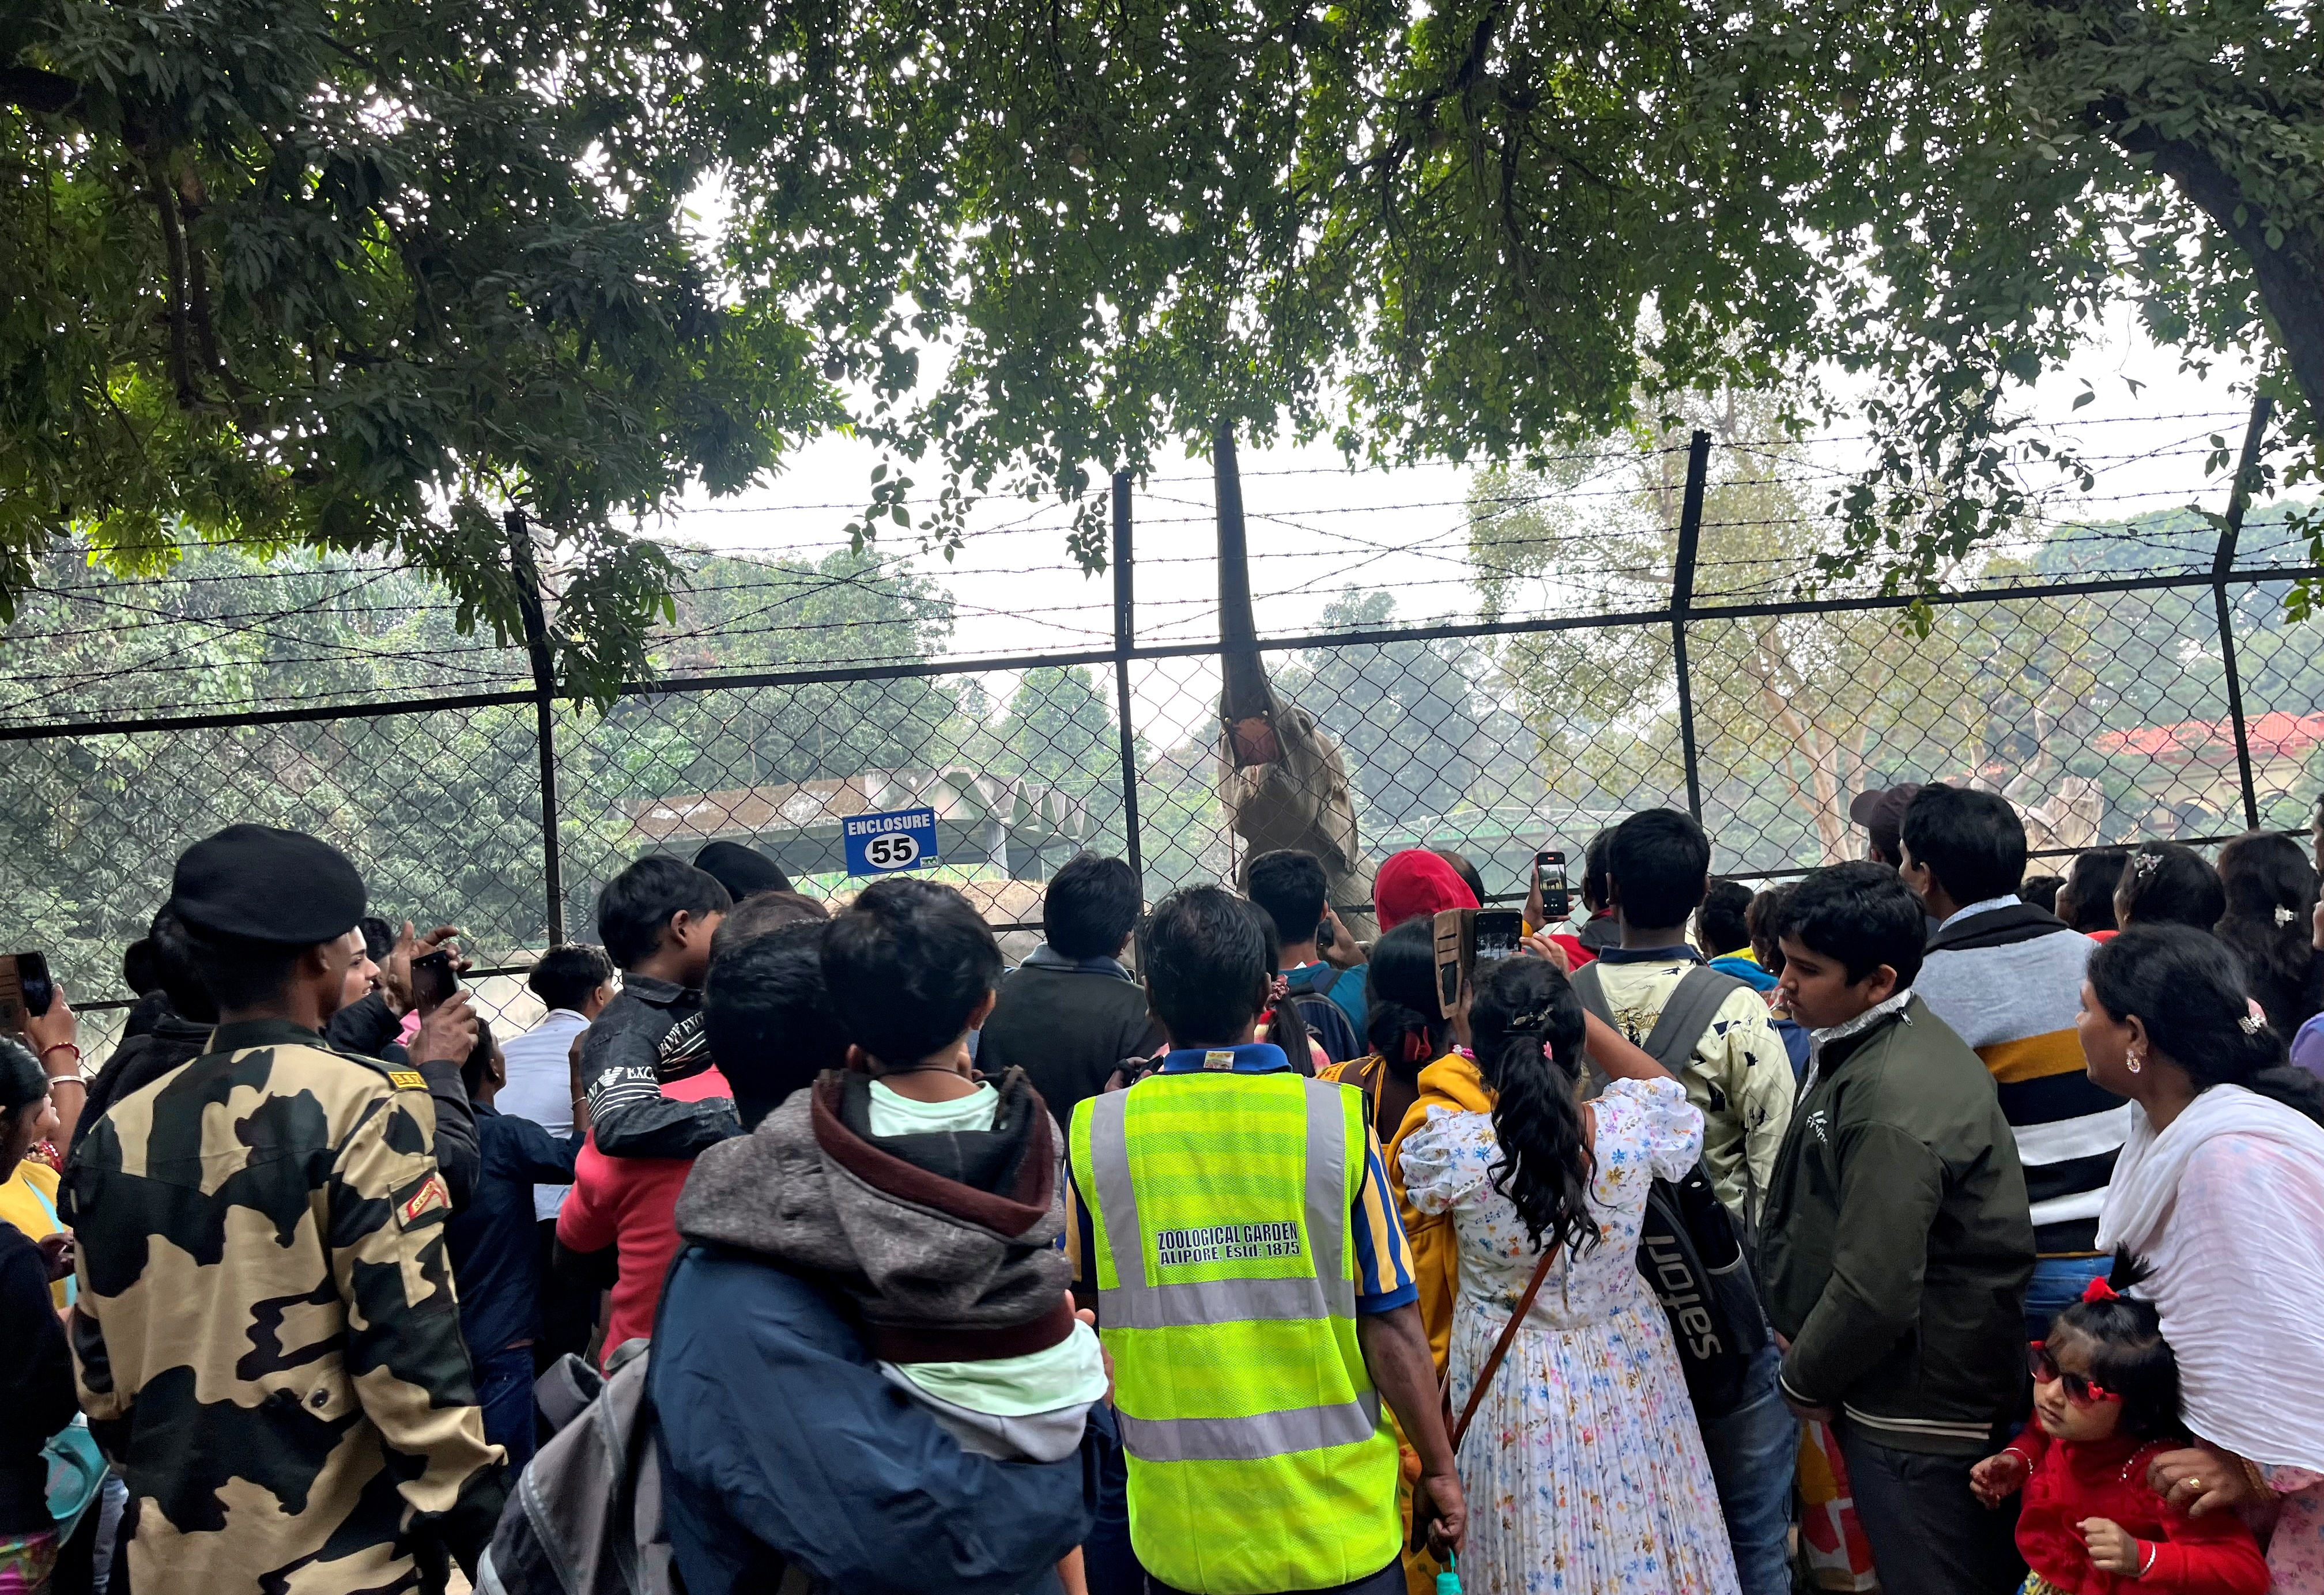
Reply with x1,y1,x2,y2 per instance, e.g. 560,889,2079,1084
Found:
1567,962,1772,1420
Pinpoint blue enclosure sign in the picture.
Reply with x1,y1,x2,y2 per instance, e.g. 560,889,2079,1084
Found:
843,806,940,875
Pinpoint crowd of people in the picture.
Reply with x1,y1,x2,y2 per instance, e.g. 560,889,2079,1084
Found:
2,783,2323,1595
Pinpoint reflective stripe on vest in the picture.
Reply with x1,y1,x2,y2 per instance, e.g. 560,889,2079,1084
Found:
1083,1074,1354,1330
1074,1072,1402,1593
1114,1389,1383,1464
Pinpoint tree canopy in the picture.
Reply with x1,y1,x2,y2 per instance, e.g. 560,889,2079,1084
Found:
2,0,833,699
713,0,2322,588
7,0,2318,665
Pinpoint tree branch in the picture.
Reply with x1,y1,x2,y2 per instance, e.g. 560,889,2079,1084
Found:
0,66,80,116
143,153,199,408
2108,118,2324,422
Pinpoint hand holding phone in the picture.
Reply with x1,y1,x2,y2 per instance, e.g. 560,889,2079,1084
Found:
409,950,459,1012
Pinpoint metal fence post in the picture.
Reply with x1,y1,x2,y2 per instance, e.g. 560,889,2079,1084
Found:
1672,431,1712,820
1111,471,1144,890
2213,396,2274,832
507,509,566,946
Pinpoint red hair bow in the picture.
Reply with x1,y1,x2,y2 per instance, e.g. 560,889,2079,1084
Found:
2081,1276,2120,1305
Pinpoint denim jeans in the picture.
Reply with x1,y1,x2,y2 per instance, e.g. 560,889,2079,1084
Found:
2023,1254,2110,1341
1699,1340,1799,1595
474,1343,540,1473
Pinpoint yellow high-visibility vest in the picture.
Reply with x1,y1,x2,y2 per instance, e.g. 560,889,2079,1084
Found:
1070,1068,1401,1595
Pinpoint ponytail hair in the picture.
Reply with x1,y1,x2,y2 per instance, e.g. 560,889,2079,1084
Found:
1363,921,1451,1076
2088,925,2324,1128
1469,955,1599,1259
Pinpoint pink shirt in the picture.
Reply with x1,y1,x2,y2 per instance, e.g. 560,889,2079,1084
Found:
556,1064,733,1367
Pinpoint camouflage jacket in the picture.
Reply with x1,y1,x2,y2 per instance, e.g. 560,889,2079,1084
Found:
67,1019,506,1595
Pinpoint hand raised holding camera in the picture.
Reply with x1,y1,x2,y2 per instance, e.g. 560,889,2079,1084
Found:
383,921,465,1014
412,989,479,1069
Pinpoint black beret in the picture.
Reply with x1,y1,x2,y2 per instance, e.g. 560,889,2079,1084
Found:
167,825,367,944
692,840,792,902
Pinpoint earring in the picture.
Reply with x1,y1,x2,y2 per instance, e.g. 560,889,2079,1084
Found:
2127,1046,2144,1075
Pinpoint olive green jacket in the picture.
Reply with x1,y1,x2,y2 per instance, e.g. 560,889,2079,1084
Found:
1758,995,2035,1454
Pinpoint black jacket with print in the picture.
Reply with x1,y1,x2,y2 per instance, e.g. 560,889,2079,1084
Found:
577,974,740,1161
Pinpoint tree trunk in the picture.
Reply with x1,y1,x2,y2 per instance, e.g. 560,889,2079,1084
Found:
2106,127,2324,427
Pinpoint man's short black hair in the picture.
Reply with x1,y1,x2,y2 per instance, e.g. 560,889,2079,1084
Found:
823,878,1002,1064
595,856,733,970
1899,783,2027,905
1698,879,1753,957
1139,886,1270,1046
1606,808,1712,928
528,944,614,1015
706,921,848,1129
1581,829,1616,912
711,891,828,960
1779,860,1927,987
1043,853,1142,959
1244,849,1329,949
459,1017,499,1101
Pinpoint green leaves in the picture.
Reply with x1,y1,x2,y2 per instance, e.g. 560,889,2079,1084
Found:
3,0,835,701
6,0,2317,646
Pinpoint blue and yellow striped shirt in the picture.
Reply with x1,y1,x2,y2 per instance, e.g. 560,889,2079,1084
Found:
1062,1042,1419,1313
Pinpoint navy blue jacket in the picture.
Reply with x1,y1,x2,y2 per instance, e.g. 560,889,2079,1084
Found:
444,1103,576,1356
650,1242,1105,1595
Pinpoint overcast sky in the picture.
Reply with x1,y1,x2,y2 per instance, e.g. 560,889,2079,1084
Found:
650,311,2265,750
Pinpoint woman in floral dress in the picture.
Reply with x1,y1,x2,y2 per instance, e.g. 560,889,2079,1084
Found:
1400,955,1740,1594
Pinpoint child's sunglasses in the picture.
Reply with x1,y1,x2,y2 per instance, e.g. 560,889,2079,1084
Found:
2028,1341,2119,1405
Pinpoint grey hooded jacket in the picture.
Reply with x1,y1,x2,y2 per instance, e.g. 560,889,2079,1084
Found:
676,1067,1076,1366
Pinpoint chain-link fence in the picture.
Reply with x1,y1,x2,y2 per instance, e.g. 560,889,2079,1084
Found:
6,409,2317,1053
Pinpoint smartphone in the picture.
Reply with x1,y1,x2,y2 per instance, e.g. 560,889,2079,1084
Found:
1316,916,1335,951
0,952,53,1033
1431,909,1474,1019
1474,909,1525,962
1535,849,1571,922
410,950,458,1010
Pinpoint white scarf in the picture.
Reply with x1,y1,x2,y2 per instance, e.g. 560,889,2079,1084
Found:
2096,1084,2324,1472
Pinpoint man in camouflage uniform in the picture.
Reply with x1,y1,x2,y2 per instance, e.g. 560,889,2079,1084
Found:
69,825,505,1594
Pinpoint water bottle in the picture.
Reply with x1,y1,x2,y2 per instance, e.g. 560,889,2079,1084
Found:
1435,1562,1462,1595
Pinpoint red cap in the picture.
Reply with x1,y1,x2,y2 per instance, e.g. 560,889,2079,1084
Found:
1374,849,1481,931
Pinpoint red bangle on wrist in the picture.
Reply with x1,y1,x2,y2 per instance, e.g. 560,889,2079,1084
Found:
40,1042,81,1066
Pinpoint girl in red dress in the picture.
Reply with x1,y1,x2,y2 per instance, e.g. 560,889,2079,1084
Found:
1971,1276,2269,1594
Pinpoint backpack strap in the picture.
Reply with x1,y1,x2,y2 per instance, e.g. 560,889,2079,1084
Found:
1567,961,1617,1028
1567,959,1745,1093
1640,965,1748,1071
